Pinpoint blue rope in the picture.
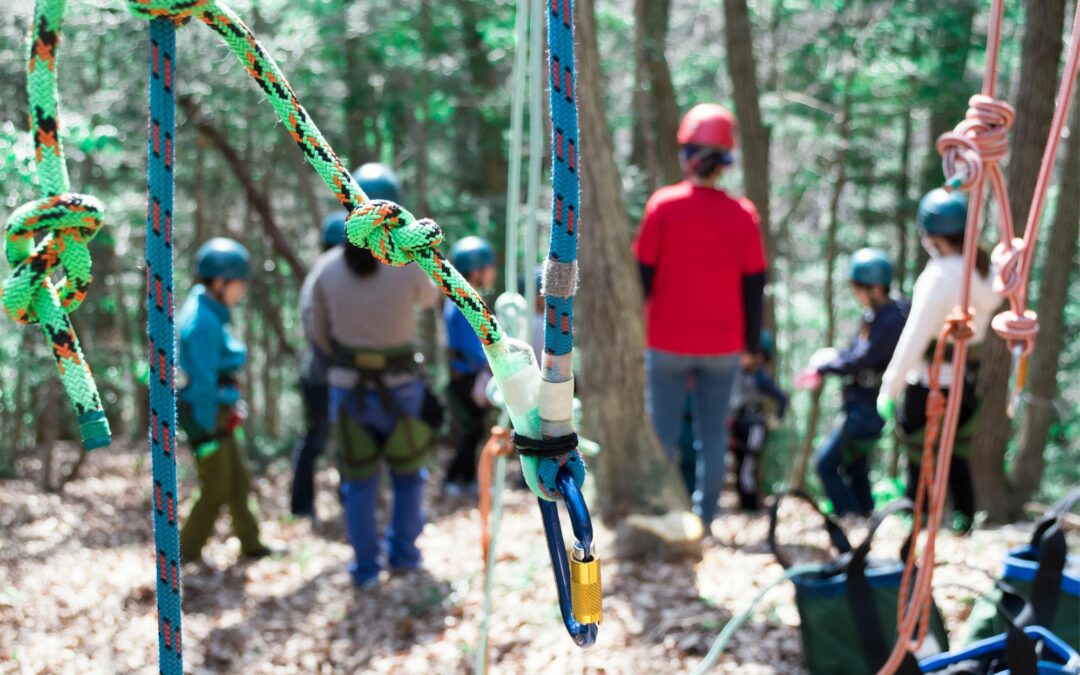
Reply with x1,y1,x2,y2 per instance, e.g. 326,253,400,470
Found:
146,18,183,675
543,0,579,361
533,0,587,497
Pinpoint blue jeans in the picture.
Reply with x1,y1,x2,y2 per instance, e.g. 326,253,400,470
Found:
814,399,882,516
646,350,741,526
341,468,427,586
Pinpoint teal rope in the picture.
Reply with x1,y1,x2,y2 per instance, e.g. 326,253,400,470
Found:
145,17,183,674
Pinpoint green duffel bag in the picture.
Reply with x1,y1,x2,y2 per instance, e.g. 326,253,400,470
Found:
769,492,949,675
966,486,1080,652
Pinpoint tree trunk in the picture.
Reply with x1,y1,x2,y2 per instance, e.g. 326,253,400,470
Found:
790,71,852,490
971,0,1067,521
576,0,689,519
1011,88,1080,513
633,0,681,191
918,0,978,272
895,109,914,295
723,0,775,336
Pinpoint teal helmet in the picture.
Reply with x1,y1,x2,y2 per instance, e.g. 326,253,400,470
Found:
918,188,967,236
759,329,775,359
353,162,403,203
848,248,893,287
195,237,252,280
450,236,496,276
321,210,348,247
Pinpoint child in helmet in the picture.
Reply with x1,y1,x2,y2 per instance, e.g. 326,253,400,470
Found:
634,103,767,528
177,237,270,563
291,164,406,520
306,165,443,586
443,236,497,496
290,210,348,519
728,330,788,511
800,249,908,517
879,189,998,534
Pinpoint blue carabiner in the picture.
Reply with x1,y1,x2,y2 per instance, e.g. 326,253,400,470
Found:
538,466,601,648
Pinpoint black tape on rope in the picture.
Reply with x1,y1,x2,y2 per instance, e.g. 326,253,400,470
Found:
512,431,579,458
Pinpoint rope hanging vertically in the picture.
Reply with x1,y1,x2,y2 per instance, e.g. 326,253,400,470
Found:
880,2,1080,672
144,16,183,674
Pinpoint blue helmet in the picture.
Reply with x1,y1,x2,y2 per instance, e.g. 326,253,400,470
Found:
848,248,893,287
918,188,967,236
353,163,403,203
195,237,252,280
450,236,496,276
321,210,348,247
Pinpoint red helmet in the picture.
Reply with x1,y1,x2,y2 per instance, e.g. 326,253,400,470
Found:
677,104,736,149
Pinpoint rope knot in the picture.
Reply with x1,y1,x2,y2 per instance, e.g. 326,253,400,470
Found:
936,95,1016,190
3,194,105,325
345,200,443,267
127,0,210,21
992,310,1038,356
991,238,1026,297
944,311,975,342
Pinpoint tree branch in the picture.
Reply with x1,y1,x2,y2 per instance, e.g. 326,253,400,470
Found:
179,95,308,280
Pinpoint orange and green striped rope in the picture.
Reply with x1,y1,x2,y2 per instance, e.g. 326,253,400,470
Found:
3,0,110,449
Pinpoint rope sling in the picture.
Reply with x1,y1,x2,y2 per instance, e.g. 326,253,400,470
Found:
4,0,599,671
879,2,1080,673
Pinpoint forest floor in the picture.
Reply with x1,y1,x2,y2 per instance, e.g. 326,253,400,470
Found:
0,442,1042,674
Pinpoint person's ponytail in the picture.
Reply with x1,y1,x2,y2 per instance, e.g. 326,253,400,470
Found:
942,232,990,279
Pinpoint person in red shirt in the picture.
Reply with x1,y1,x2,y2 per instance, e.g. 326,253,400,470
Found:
633,103,767,529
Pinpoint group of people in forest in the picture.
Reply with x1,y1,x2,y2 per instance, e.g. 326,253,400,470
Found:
634,103,995,534
172,102,993,586
175,163,506,586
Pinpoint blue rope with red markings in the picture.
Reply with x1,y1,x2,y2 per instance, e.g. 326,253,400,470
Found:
530,0,587,499
145,18,183,675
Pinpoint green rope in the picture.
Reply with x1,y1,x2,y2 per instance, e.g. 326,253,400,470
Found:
690,565,818,675
3,0,110,449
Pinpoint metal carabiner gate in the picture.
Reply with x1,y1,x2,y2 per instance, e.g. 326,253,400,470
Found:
538,466,602,648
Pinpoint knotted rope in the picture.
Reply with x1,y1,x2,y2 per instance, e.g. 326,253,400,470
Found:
3,0,110,449
880,2,1080,672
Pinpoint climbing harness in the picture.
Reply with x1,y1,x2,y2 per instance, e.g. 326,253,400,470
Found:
880,2,1080,673
7,0,600,669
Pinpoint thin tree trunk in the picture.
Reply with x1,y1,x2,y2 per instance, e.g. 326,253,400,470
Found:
790,71,853,490
577,0,688,518
1011,88,1080,513
39,379,58,491
972,0,1067,521
723,0,775,337
895,109,913,295
633,0,681,190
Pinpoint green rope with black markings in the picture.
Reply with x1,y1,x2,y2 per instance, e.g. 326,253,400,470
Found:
3,0,110,450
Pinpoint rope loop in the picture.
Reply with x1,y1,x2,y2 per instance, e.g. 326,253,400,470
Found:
936,95,1016,189
3,193,104,324
345,200,444,267
127,0,210,21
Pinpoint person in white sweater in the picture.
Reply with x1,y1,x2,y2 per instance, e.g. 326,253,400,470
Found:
878,188,1001,533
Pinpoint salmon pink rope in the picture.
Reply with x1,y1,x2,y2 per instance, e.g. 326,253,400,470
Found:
879,2,1080,673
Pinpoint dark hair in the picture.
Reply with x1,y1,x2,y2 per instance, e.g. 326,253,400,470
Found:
344,244,378,277
680,145,730,179
940,232,990,279
851,280,891,295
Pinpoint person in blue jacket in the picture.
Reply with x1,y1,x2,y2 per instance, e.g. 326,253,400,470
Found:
803,249,908,517
177,237,270,563
443,236,497,495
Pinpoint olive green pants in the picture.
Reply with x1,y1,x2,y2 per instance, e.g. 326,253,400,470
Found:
179,411,263,561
